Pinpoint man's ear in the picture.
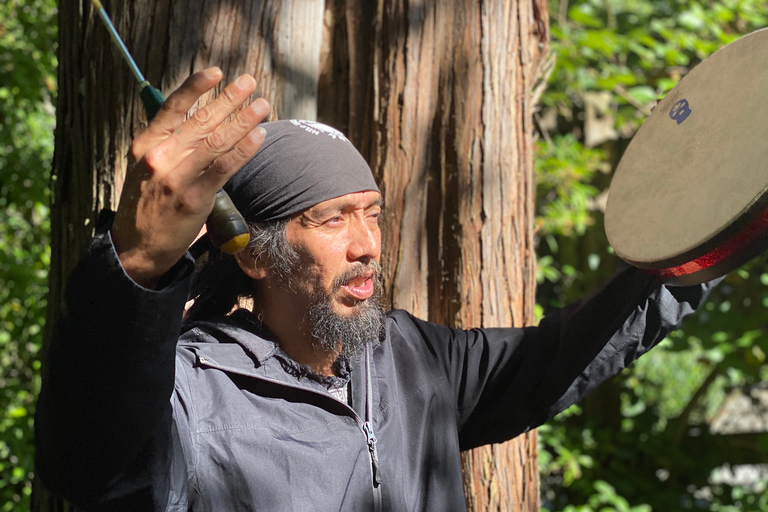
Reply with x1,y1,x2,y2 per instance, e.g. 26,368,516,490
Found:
235,249,269,280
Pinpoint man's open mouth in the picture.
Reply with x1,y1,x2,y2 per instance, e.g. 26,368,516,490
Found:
340,272,375,300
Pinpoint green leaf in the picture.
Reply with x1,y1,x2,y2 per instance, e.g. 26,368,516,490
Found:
569,5,605,28
6,408,27,419
678,10,706,31
624,85,655,104
580,31,617,59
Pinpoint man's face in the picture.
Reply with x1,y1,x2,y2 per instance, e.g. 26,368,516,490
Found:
283,190,382,312
278,190,384,355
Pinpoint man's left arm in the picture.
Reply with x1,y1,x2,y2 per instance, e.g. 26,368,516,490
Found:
406,267,718,449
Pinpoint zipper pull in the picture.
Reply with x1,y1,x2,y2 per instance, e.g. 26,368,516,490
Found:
363,421,382,486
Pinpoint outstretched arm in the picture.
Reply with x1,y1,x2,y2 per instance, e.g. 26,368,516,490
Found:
459,268,718,449
396,267,718,450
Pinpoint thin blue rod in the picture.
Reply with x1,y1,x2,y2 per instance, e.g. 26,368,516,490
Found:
96,7,146,84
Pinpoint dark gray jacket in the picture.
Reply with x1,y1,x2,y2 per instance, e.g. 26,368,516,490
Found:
35,225,716,511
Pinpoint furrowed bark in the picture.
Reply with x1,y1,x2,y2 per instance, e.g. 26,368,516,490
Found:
326,0,550,510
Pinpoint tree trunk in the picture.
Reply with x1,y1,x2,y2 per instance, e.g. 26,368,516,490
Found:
37,0,549,510
321,1,549,510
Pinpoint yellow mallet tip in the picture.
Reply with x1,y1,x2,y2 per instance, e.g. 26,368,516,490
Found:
220,233,251,255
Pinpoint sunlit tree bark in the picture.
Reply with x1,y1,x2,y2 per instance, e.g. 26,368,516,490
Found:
320,1,549,509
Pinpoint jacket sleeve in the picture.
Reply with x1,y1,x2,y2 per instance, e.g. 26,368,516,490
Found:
35,211,194,511
404,266,718,450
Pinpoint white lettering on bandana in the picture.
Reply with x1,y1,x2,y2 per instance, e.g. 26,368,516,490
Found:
290,119,351,143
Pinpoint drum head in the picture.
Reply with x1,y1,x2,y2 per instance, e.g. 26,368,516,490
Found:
605,28,768,282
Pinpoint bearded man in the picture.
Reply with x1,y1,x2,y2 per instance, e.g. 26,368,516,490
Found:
35,70,716,512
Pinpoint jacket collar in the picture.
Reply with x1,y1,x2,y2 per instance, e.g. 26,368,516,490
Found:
181,309,383,393
182,308,279,365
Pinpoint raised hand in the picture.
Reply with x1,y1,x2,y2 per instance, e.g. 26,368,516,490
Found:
111,67,270,288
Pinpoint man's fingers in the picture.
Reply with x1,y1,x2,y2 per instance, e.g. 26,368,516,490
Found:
173,74,258,148
198,96,270,166
135,73,259,181
145,74,259,174
191,120,268,194
131,68,223,161
153,68,224,132
210,126,267,182
168,124,266,219
172,97,270,187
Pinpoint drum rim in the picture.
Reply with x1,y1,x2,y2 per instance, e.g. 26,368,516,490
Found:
646,223,768,286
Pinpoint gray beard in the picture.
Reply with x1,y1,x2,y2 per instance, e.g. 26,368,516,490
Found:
302,263,385,359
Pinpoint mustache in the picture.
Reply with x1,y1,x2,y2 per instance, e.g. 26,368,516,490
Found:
331,261,382,293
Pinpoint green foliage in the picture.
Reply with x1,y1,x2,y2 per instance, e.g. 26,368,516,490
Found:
554,480,653,512
536,1,768,511
0,0,57,509
535,134,606,240
534,133,608,306
543,0,768,135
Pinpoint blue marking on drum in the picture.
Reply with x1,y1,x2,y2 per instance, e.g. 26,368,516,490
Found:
669,99,692,125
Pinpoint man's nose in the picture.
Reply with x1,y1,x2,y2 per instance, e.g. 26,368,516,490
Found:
347,218,380,263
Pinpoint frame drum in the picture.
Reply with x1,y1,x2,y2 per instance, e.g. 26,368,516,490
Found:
605,28,768,286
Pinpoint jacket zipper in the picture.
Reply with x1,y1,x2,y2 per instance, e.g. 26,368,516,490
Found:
362,343,383,511
363,421,382,485
363,343,383,490
197,354,383,511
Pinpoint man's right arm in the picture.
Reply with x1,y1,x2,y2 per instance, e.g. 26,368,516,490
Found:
35,217,193,510
34,69,271,510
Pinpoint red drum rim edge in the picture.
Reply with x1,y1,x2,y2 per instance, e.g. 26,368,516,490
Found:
644,203,768,285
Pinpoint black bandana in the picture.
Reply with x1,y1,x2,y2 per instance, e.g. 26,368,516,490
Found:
224,120,380,223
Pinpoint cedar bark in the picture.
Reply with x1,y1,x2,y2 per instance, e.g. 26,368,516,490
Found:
322,1,549,510
37,0,549,510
